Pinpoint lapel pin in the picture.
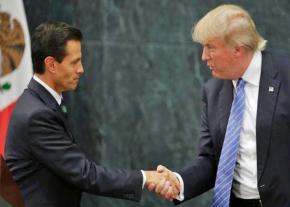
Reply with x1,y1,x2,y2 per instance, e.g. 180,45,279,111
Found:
268,86,274,93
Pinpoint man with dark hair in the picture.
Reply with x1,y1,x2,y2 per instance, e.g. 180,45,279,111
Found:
4,21,179,207
31,21,83,74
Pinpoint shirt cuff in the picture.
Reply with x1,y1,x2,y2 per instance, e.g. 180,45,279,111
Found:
174,172,184,201
141,170,146,189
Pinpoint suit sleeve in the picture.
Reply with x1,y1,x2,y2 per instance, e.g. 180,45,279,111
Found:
176,86,217,203
27,109,143,201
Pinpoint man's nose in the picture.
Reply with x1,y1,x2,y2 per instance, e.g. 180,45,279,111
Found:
201,47,209,61
78,63,84,74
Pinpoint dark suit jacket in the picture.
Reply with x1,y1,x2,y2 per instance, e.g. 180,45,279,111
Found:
4,79,143,207
178,51,290,207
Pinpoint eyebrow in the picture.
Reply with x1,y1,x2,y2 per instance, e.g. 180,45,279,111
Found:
72,57,81,64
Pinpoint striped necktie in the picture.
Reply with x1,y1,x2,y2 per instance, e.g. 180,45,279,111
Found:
212,79,246,207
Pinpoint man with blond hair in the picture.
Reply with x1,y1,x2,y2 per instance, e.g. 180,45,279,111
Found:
149,4,290,207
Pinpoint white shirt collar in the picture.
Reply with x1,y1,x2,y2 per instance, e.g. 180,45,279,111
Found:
33,74,63,105
233,51,262,88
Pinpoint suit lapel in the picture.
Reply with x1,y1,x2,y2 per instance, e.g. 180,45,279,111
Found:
256,51,280,182
218,80,233,151
28,79,75,141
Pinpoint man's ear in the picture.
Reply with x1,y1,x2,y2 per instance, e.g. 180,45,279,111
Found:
44,56,57,73
234,46,243,58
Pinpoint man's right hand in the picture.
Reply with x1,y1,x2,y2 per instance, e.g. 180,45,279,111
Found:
145,165,180,201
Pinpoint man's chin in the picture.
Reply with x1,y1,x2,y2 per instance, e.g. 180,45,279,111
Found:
65,84,79,92
212,71,221,79
72,85,79,90
212,72,229,80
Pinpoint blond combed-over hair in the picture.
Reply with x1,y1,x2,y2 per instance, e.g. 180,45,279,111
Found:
192,4,267,51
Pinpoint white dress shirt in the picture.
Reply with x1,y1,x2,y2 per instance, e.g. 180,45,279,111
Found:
232,51,261,199
177,51,262,200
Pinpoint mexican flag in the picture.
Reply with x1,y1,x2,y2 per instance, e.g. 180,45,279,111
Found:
0,0,32,155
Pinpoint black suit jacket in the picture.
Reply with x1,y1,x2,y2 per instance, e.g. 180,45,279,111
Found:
178,51,290,207
4,79,143,207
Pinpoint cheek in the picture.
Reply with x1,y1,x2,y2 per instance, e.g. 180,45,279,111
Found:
58,64,76,80
214,55,230,67
59,72,69,81
62,68,74,79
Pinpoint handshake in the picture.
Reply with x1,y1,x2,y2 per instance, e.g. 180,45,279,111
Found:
144,165,181,201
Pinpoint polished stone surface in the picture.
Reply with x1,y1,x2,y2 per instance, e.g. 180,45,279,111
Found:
23,0,290,206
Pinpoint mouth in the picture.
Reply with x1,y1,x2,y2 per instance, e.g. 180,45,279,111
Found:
72,78,80,84
207,64,213,70
206,62,211,68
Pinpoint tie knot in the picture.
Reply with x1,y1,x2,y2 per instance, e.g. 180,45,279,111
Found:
237,78,245,89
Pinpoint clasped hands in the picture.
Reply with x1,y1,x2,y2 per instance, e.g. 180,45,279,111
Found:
145,165,180,201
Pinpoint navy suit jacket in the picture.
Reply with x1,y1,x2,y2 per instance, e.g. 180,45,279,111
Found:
178,51,290,207
4,79,143,207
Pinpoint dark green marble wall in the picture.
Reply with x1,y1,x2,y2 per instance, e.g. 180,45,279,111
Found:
23,0,290,207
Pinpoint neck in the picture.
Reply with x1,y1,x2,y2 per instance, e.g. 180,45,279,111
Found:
35,73,61,95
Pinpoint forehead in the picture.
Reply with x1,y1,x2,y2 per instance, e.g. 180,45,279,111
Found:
203,37,226,47
64,40,81,55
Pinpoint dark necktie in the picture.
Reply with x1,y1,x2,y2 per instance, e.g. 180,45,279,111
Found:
60,99,68,118
212,79,246,207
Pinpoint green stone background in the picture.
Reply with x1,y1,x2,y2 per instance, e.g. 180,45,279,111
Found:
23,0,290,206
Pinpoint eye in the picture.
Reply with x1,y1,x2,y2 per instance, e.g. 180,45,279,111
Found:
71,58,80,66
205,44,215,51
208,45,215,50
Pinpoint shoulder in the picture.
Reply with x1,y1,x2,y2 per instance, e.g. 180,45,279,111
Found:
262,50,290,84
262,50,290,69
11,89,58,126
6,89,60,153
